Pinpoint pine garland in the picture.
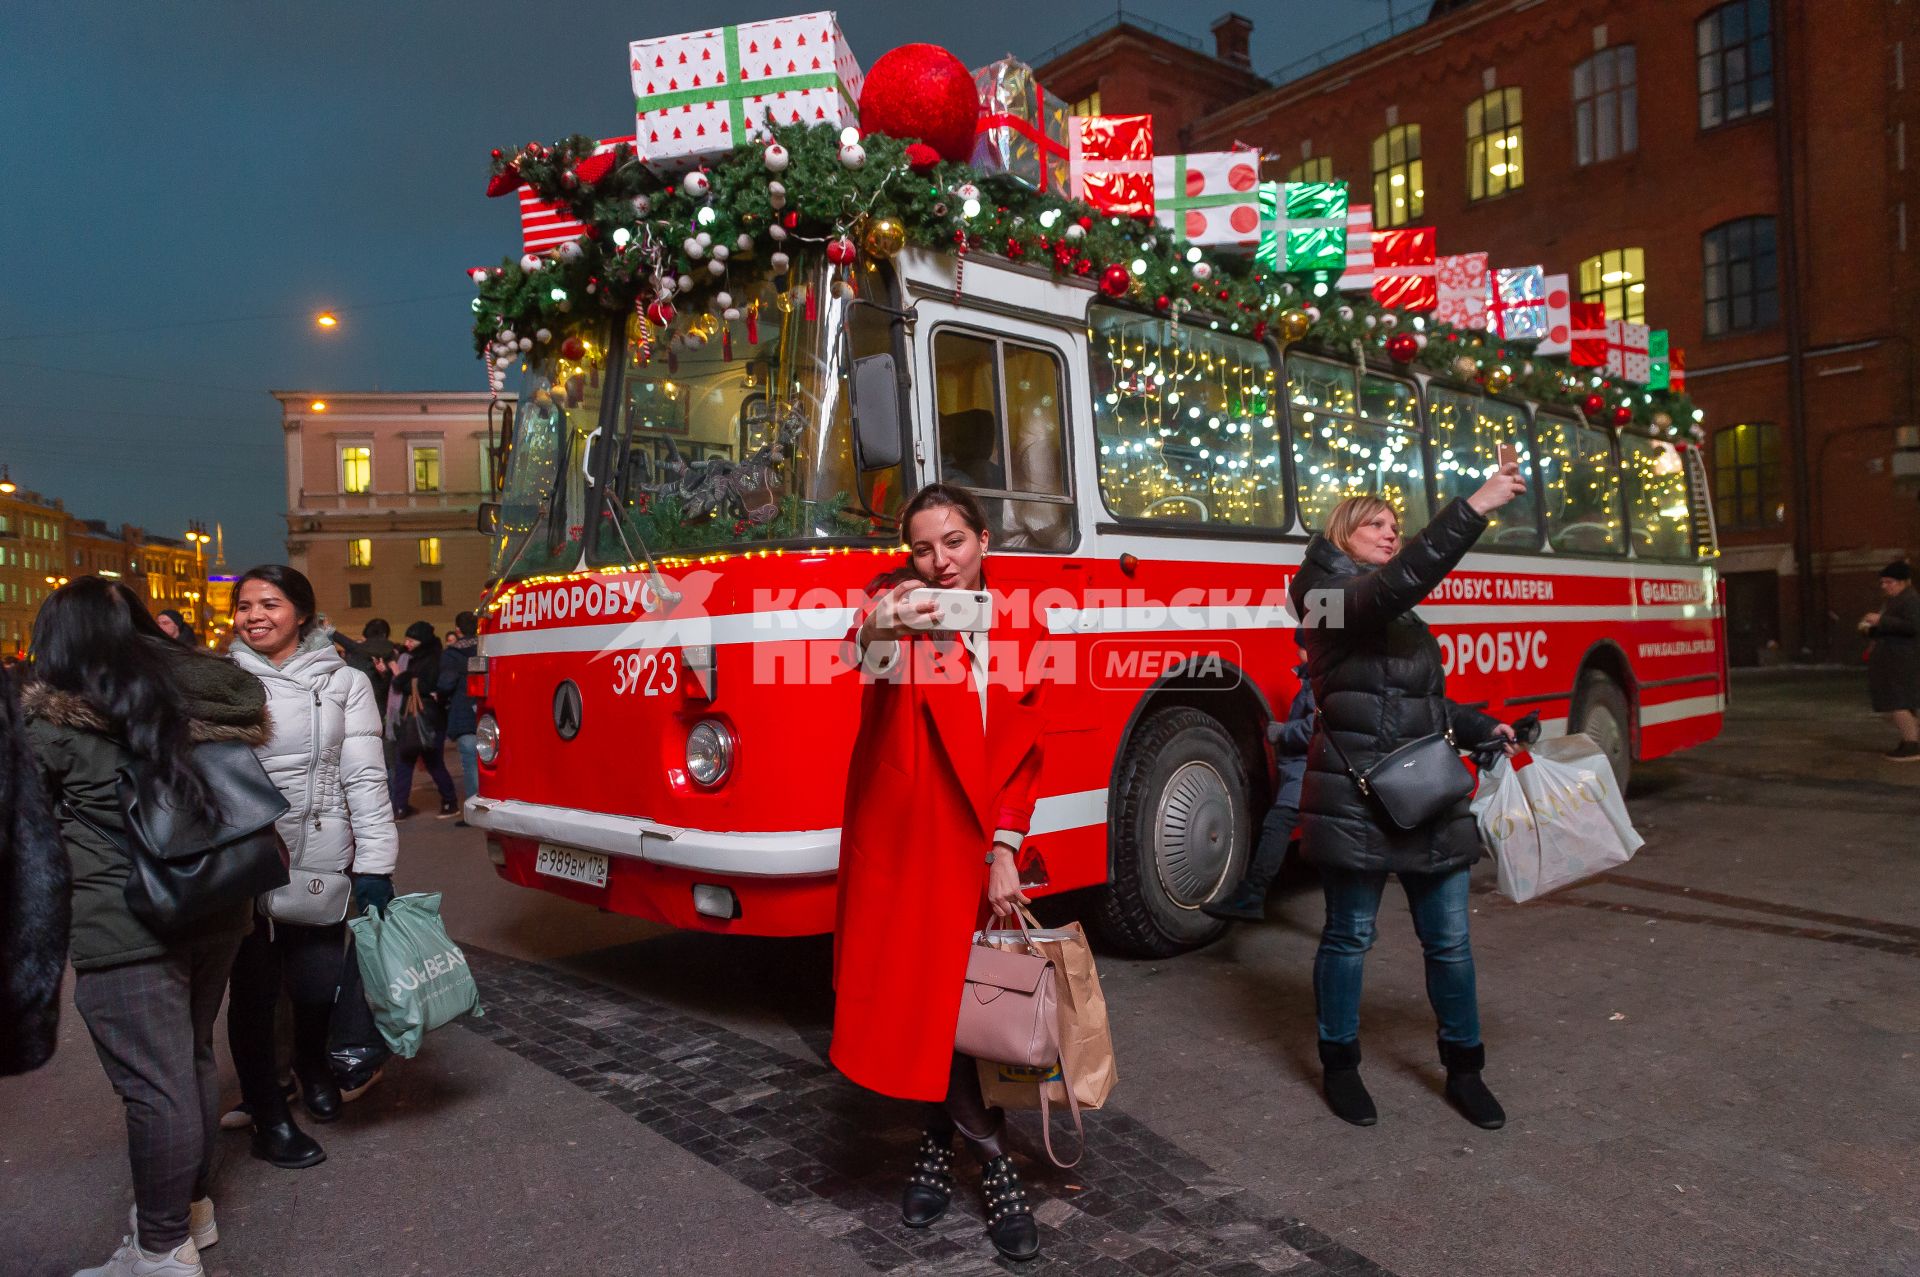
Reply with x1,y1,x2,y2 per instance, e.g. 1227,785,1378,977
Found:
474,123,1701,440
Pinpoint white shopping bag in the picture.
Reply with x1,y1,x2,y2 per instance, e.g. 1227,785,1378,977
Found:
1472,733,1644,902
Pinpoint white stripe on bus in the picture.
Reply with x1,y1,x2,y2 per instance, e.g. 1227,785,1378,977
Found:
1043,602,1718,634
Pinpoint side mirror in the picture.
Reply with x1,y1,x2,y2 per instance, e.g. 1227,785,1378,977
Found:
476,502,501,535
849,352,903,471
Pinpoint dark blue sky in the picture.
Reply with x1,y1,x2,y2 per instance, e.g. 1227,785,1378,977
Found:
0,1,1389,569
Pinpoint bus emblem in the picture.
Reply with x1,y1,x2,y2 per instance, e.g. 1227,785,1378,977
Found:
553,681,584,741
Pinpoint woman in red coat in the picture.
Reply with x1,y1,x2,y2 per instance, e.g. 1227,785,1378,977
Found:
832,483,1047,1263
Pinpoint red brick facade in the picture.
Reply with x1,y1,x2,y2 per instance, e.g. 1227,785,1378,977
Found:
1039,0,1920,662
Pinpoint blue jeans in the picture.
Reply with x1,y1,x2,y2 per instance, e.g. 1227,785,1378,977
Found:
1313,865,1481,1047
455,733,479,803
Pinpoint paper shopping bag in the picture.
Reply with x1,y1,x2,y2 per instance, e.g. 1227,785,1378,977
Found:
976,909,1116,1113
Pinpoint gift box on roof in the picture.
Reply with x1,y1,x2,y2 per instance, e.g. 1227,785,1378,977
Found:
1647,330,1672,389
516,137,633,255
1607,318,1651,382
1255,180,1348,271
630,12,862,171
1533,273,1575,354
1067,114,1154,218
971,56,1069,194
1372,225,1437,311
1569,299,1608,366
1436,252,1492,330
1337,205,1375,292
1153,151,1262,249
1669,347,1687,393
1491,265,1548,340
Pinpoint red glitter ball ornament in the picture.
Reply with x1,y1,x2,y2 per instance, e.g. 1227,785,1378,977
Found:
645,300,677,327
1582,392,1607,418
859,44,980,163
1612,404,1634,425
560,336,586,360
1155,295,1171,312
904,142,943,173
825,237,857,265
781,211,800,230
1100,264,1132,298
1386,332,1420,364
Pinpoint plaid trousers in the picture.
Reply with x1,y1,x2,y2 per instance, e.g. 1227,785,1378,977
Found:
73,929,244,1251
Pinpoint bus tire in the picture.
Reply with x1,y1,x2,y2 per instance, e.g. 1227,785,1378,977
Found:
1570,672,1633,792
1093,707,1248,958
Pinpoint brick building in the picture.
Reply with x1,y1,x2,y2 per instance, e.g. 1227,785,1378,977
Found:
274,391,497,635
1039,0,1920,662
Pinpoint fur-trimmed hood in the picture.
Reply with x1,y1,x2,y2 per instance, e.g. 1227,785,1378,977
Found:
22,643,272,747
22,684,271,746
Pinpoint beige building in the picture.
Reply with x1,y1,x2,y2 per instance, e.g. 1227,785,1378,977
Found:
273,391,496,634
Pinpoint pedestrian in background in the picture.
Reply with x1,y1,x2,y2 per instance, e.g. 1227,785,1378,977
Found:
1205,646,1314,922
439,611,481,824
228,565,398,1170
154,609,196,648
1859,559,1920,762
25,577,270,1277
332,618,396,722
1288,460,1527,1132
387,620,457,818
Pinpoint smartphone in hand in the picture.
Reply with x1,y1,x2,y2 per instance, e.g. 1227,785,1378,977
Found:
902,587,994,633
1497,443,1519,468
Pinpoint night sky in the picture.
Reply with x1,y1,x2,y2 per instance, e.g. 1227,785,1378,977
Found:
0,1,1390,569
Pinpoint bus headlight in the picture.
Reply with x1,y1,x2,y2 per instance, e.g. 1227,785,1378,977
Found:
475,713,500,765
685,719,734,787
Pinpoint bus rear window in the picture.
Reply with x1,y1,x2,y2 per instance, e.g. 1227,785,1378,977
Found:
1427,387,1541,550
1536,412,1625,556
1287,355,1428,536
1622,435,1696,559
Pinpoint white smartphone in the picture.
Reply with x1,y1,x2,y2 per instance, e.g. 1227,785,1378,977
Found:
903,587,994,633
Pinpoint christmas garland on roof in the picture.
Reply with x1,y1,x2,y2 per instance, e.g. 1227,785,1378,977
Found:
473,122,1702,441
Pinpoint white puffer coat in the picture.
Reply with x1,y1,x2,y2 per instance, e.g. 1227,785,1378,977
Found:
232,631,398,876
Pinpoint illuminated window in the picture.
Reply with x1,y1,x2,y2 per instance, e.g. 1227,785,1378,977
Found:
340,445,372,494
1371,125,1424,227
1624,436,1697,559
1069,90,1101,117
1698,0,1773,129
1579,248,1647,323
411,445,442,493
1287,156,1333,183
417,536,442,567
1703,217,1778,336
1713,423,1783,529
1537,412,1625,556
1287,354,1429,536
1465,88,1524,200
347,538,373,568
1574,46,1637,165
1428,388,1541,550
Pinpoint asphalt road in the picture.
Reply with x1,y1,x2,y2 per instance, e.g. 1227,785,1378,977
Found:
3,669,1916,1277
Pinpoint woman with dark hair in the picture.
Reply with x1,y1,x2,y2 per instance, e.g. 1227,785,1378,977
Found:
227,565,397,1167
387,620,457,819
832,482,1051,1263
1859,559,1920,761
155,609,196,647
24,576,269,1276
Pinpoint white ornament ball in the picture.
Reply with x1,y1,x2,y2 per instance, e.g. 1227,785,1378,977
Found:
1304,305,1322,322
495,355,513,370
723,307,741,321
677,273,694,292
763,143,790,172
1337,306,1354,322
956,183,980,200
708,259,727,276
839,142,866,170
769,224,788,241
696,231,712,248
500,329,516,343
519,254,542,272
770,251,791,272
556,240,583,262
715,291,733,309
1414,333,1428,349
517,337,533,351
737,233,753,252
469,268,489,285
1192,262,1214,281
1380,313,1399,329
683,237,704,259
1363,315,1378,329
1065,224,1085,242
682,171,710,198
535,328,552,342
630,194,651,216
767,180,787,209
710,244,729,262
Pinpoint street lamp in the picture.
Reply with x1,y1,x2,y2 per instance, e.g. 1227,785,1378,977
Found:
316,311,339,329
0,465,14,494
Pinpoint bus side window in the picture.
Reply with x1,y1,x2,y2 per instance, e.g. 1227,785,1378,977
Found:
1287,354,1429,535
1427,387,1541,550
933,331,1009,492
931,329,1074,551
1621,435,1695,559
1537,412,1625,556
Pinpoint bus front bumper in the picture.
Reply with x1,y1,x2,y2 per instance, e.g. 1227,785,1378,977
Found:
461,797,841,878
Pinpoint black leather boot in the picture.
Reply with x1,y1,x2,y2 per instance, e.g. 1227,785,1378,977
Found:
901,1128,954,1228
1439,1039,1506,1130
249,1098,327,1169
980,1154,1039,1262
296,1066,343,1124
1318,1038,1378,1127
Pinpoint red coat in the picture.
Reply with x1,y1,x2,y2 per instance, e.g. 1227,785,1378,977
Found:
830,586,1047,1102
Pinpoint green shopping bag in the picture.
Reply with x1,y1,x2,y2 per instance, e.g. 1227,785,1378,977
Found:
347,892,481,1058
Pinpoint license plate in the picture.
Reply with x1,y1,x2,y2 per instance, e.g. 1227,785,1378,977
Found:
535,844,609,888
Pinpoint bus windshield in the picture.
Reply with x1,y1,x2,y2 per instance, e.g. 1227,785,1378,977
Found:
490,254,902,582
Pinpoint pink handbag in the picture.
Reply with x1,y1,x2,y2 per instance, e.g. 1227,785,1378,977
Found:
955,912,1086,1167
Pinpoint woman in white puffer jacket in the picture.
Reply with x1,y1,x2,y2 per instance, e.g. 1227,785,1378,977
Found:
225,565,397,1169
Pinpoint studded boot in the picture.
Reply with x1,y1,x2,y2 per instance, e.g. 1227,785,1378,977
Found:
980,1154,1040,1262
901,1128,955,1228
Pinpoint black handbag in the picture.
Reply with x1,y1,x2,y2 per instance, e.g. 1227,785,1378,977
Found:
394,685,443,754
1316,712,1475,832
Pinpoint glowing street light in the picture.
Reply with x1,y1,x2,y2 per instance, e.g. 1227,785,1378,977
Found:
316,311,339,329
0,465,14,494
310,400,328,413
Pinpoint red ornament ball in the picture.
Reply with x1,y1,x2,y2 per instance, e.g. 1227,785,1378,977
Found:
859,44,979,163
645,301,677,328
1386,332,1420,364
1581,392,1607,418
1100,264,1133,298
904,142,943,173
1612,404,1634,425
560,336,586,360
825,237,857,265
1155,295,1171,312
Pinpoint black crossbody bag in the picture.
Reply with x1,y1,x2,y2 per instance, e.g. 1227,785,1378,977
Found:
1316,712,1475,832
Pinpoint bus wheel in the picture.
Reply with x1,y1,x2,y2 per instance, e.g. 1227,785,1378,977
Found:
1094,707,1247,957
1571,672,1632,791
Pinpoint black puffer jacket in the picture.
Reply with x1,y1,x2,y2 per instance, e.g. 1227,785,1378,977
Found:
1288,498,1502,875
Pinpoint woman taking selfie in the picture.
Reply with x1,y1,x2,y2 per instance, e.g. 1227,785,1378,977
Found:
831,483,1049,1263
1288,458,1527,1132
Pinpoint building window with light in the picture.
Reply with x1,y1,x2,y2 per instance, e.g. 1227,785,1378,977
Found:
347,538,373,569
1579,248,1647,322
1698,0,1773,129
1574,46,1637,165
1287,156,1333,183
411,444,442,493
340,445,372,494
1702,217,1778,336
1713,423,1782,529
1069,90,1101,117
1371,125,1423,227
1465,88,1524,201
418,536,442,567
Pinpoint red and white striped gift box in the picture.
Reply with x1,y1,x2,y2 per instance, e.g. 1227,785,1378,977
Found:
516,137,634,256
1336,204,1375,292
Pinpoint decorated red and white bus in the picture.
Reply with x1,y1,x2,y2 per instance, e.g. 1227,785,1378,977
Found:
464,246,1723,956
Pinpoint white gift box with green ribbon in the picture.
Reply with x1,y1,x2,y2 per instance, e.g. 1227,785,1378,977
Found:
631,11,863,172
1256,180,1350,272
1150,151,1263,250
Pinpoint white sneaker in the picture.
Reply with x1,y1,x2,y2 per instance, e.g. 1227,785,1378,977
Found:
73,1235,203,1277
127,1200,216,1252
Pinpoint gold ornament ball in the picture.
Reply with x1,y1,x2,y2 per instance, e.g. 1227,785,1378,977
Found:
1651,411,1674,430
1451,354,1479,380
862,218,907,259
1483,365,1512,395
1278,309,1314,343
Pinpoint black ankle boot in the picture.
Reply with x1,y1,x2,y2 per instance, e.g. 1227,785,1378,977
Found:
901,1129,954,1228
250,1101,327,1169
1439,1040,1506,1130
1318,1038,1378,1127
980,1154,1039,1261
1201,881,1269,922
297,1066,343,1124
